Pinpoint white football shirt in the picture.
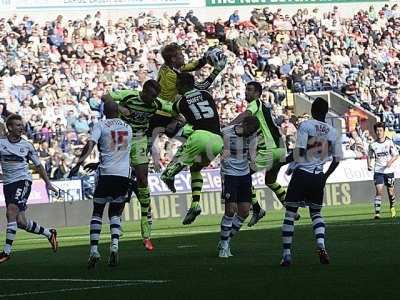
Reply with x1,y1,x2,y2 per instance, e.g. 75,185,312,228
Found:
90,118,132,177
368,138,398,174
0,137,41,185
294,119,341,174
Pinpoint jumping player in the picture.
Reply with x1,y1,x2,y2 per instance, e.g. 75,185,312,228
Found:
367,122,398,219
280,98,341,267
233,81,292,226
161,73,223,225
218,116,259,258
102,79,172,251
70,101,132,268
0,114,58,264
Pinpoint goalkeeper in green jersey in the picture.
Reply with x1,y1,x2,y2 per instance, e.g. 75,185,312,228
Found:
149,43,226,170
102,79,174,251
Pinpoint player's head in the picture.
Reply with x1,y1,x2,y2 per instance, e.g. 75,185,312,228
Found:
103,100,119,119
311,97,329,121
239,116,260,137
161,43,185,68
373,122,386,140
6,114,24,137
245,81,262,102
141,79,161,104
176,72,195,95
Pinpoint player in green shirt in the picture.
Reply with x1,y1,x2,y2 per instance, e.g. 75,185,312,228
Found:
102,79,173,251
233,81,297,226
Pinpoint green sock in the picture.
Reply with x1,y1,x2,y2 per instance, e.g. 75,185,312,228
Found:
191,171,203,209
162,161,185,180
138,187,151,239
267,182,286,203
251,186,261,214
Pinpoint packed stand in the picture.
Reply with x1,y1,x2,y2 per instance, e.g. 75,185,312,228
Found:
3,4,400,175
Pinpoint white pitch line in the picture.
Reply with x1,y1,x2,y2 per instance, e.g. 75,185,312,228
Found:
0,279,169,283
177,245,198,249
0,283,137,298
0,279,170,298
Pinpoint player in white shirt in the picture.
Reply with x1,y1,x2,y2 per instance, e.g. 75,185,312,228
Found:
0,114,58,264
218,116,259,258
367,122,399,219
69,101,132,268
280,98,342,267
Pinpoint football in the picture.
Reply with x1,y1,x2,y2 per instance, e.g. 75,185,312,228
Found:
205,47,226,67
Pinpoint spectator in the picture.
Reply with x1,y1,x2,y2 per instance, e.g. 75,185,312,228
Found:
228,10,240,27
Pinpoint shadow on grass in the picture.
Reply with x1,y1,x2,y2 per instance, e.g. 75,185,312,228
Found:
0,217,399,300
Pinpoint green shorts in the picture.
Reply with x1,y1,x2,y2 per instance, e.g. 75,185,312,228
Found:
130,135,149,166
177,130,223,167
254,147,287,172
181,123,194,139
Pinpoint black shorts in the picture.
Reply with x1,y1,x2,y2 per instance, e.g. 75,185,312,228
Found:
3,180,32,212
222,174,252,203
147,114,173,138
93,175,130,204
374,173,395,188
285,169,325,209
125,173,139,203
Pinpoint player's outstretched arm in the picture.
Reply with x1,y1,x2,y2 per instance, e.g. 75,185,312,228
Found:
69,140,96,178
102,91,132,117
181,56,207,73
367,144,374,171
195,52,227,91
323,156,340,183
230,111,252,125
35,164,58,193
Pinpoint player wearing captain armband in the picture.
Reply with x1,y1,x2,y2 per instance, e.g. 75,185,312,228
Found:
69,102,133,268
101,79,174,251
218,116,259,258
367,122,399,219
280,98,342,267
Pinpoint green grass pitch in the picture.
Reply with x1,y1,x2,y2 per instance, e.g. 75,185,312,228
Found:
0,203,398,299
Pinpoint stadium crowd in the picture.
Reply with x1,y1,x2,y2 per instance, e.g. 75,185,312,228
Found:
1,3,400,177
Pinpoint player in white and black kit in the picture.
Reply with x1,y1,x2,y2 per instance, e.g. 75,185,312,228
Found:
69,101,132,268
280,98,342,267
0,114,58,264
218,116,259,258
367,122,398,219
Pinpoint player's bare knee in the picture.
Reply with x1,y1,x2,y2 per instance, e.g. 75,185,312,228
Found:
238,203,251,219
16,216,27,229
6,205,18,221
224,203,236,217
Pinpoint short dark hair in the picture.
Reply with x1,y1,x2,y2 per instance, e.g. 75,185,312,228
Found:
6,114,22,128
374,122,385,132
143,79,161,93
246,81,263,96
103,100,119,117
161,43,181,65
311,97,329,116
176,72,195,90
242,115,260,134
